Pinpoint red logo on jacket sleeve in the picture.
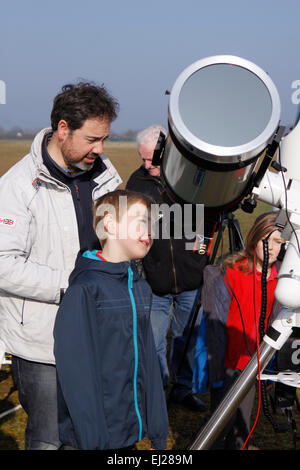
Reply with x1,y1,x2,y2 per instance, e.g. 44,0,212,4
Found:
0,217,16,227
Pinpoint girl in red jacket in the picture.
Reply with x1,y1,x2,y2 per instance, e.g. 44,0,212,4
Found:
221,212,284,374
197,211,285,449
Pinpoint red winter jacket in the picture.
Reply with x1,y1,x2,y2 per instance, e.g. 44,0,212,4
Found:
224,261,277,371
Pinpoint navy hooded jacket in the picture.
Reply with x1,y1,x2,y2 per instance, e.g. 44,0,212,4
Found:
53,251,169,450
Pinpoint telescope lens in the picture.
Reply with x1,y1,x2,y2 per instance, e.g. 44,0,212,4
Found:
179,64,272,147
163,55,281,210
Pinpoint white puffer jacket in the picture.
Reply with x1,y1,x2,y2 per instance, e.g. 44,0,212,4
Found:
0,128,122,364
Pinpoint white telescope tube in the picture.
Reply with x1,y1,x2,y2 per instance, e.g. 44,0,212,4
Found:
275,231,300,308
252,170,287,207
253,169,300,308
280,112,300,181
253,168,300,213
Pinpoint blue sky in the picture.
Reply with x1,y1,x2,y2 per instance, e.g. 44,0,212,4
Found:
0,0,299,133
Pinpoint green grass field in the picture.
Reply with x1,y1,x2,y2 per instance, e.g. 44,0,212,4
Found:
0,139,299,451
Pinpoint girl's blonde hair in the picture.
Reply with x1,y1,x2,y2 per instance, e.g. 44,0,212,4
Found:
220,212,281,273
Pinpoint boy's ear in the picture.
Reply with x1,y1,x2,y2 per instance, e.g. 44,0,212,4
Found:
103,212,117,238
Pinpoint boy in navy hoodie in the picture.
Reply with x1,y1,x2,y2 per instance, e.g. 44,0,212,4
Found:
54,189,169,450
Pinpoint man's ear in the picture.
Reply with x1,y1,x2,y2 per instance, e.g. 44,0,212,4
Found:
56,120,70,142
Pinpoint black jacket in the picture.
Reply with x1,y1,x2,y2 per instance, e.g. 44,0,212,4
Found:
54,251,169,450
126,166,215,295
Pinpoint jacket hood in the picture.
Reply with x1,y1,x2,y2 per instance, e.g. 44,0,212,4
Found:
30,128,53,171
69,251,139,284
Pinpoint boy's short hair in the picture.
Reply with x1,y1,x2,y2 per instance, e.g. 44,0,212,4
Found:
93,189,155,246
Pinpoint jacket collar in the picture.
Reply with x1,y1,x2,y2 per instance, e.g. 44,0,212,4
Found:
68,251,139,284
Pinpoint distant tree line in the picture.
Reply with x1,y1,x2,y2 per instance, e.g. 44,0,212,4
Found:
110,129,138,141
0,126,139,141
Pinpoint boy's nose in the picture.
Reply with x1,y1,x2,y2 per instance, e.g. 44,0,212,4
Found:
141,231,150,240
141,229,153,243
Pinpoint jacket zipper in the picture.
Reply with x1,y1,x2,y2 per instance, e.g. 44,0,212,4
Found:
75,184,80,200
170,238,178,294
128,266,143,442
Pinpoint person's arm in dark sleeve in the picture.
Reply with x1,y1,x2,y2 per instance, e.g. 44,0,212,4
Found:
145,320,169,450
54,284,109,450
203,268,231,386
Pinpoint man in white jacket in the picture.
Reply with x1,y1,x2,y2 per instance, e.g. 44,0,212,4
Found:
0,82,122,449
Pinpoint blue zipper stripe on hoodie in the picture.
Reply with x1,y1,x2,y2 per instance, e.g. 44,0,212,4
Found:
82,251,143,440
128,266,143,442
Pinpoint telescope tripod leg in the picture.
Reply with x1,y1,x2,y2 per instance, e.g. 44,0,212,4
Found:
188,307,295,450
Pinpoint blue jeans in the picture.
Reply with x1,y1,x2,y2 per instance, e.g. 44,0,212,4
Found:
150,289,202,401
11,356,61,450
